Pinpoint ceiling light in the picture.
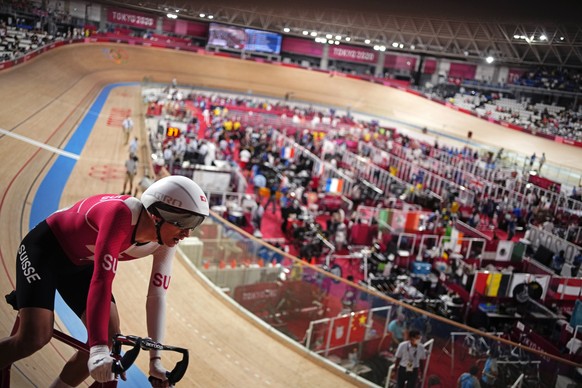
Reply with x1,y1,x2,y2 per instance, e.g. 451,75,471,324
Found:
486,56,494,64
364,39,371,44
167,13,177,19
560,36,565,40
379,46,386,51
326,34,332,39
310,31,317,37
283,27,290,33
513,34,520,39
373,45,379,50
540,34,547,41
199,13,205,17
302,31,309,35
334,41,340,45
345,37,351,42
399,43,404,49
208,15,213,19
335,35,341,40
392,42,399,48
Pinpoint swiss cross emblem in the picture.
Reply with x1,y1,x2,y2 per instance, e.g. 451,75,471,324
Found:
200,196,207,202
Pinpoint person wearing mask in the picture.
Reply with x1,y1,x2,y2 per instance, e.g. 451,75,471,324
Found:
388,313,408,350
394,330,427,388
480,348,499,388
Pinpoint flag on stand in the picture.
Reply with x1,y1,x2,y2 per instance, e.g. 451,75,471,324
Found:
349,311,368,342
328,315,350,348
325,178,344,193
280,146,295,160
444,226,463,252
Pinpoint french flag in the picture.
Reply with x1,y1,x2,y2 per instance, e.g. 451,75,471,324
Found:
280,146,295,159
325,178,344,193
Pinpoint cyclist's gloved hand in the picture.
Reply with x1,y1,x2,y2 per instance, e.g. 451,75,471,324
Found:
88,345,116,382
150,357,173,387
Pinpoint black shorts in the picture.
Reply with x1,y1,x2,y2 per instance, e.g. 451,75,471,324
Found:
14,220,113,318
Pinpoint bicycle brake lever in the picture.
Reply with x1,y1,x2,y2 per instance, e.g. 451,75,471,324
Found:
112,337,141,374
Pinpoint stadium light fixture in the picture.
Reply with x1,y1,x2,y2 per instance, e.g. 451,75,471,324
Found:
364,39,371,44
560,36,564,40
513,34,520,39
410,44,415,49
208,15,214,19
167,13,177,19
199,13,205,17
399,43,404,49
379,46,386,51
335,35,341,40
373,45,379,50
326,34,332,39
392,42,399,48
345,37,351,42
334,41,340,45
302,30,309,35
310,31,317,36
540,34,547,41
327,39,334,44
485,56,495,64
283,27,290,33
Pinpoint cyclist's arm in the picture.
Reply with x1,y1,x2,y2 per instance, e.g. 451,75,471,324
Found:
86,211,131,348
146,246,175,356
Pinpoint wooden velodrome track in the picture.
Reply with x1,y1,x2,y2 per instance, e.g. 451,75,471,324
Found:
0,43,581,387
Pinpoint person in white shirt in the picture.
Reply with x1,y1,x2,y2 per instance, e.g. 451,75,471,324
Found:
394,330,427,388
121,116,134,145
239,148,251,170
128,137,138,156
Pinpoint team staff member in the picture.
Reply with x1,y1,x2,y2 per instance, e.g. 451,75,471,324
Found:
394,330,427,388
0,175,209,387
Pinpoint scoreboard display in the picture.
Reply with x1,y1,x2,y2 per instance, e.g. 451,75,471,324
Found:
166,126,181,137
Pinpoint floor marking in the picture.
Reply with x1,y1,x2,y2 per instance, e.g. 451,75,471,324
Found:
107,107,131,127
0,127,79,160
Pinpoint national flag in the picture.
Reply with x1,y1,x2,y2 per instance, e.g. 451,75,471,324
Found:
280,146,295,159
473,272,488,295
390,210,406,233
497,274,512,297
445,226,463,252
349,312,368,342
485,273,502,297
404,212,422,232
325,178,344,193
329,315,350,348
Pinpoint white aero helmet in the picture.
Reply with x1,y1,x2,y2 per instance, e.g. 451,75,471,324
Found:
142,175,209,230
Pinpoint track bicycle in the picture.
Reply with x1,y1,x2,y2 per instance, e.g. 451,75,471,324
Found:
1,292,189,387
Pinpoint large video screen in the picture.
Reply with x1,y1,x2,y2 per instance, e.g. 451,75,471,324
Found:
244,28,282,54
207,23,246,50
207,23,281,54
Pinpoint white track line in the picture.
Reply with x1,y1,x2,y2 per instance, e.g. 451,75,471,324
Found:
0,127,80,160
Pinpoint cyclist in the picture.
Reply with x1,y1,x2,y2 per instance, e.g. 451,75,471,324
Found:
0,175,208,387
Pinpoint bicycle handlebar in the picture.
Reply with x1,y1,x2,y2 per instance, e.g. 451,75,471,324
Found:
110,334,189,385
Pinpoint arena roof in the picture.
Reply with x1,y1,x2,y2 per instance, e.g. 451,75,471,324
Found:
98,0,582,68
